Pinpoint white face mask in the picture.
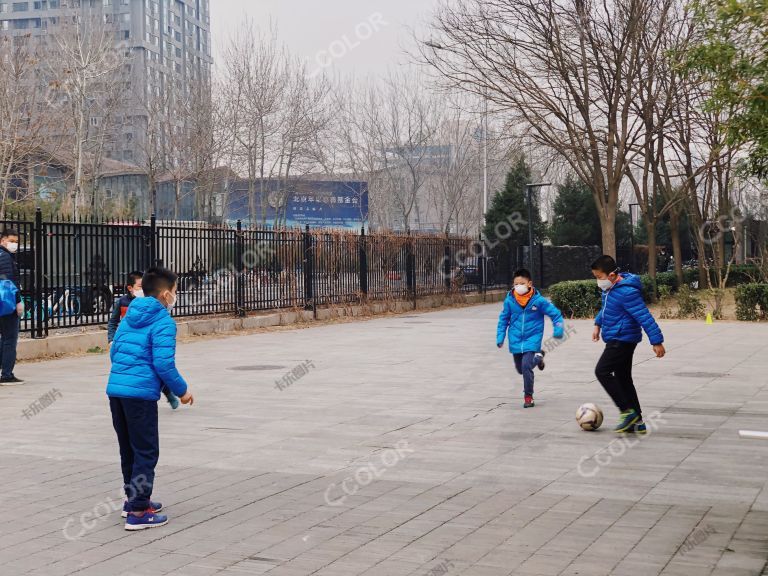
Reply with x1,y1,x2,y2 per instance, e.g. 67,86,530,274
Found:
133,289,144,299
597,279,614,291
164,292,177,312
6,242,18,254
514,284,530,296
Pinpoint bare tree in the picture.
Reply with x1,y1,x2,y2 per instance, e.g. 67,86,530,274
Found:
219,22,335,227
0,34,55,217
349,73,442,232
221,23,289,225
624,0,690,282
422,0,659,256
425,96,512,235
45,5,129,219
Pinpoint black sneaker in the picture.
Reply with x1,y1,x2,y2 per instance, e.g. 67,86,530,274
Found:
614,409,640,433
535,351,545,371
0,376,24,386
626,418,648,435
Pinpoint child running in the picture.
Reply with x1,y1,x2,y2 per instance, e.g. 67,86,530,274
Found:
107,267,193,530
108,271,180,410
497,268,564,407
591,255,665,433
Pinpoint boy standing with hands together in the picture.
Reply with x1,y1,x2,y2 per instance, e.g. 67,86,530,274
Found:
107,267,194,530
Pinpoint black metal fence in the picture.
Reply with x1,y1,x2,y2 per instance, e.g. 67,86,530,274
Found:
1,210,510,339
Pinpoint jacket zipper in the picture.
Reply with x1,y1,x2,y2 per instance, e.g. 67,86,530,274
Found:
600,290,609,320
521,301,527,353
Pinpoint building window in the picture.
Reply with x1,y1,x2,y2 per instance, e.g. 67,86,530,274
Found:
12,2,28,12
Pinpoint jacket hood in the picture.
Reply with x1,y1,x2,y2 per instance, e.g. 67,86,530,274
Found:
124,296,169,329
613,273,642,293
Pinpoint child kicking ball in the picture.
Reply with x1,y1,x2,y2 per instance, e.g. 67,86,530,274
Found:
496,268,565,407
591,255,665,433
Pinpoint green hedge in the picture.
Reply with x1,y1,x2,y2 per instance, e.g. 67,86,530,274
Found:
726,265,764,286
735,283,768,321
638,265,759,301
548,280,601,318
549,270,766,320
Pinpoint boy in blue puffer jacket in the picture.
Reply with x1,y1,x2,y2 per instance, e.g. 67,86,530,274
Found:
108,271,180,410
591,255,665,434
107,267,194,531
497,268,564,408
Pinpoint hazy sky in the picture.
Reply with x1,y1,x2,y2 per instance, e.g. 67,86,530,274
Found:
210,0,439,77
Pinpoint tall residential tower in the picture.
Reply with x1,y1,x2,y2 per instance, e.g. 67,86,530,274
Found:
0,0,212,165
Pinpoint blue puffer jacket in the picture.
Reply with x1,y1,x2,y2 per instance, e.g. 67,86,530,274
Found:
107,297,187,401
595,273,664,345
497,289,564,354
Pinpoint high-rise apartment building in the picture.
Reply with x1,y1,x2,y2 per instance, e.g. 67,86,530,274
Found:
0,0,212,165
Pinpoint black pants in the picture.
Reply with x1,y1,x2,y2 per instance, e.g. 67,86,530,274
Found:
595,341,641,416
109,397,159,512
0,312,19,379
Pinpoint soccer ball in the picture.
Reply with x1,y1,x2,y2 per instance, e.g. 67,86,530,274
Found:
576,403,603,431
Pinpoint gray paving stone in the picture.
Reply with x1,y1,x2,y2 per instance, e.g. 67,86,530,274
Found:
0,308,767,575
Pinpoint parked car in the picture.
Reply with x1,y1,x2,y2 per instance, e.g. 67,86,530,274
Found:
457,257,497,286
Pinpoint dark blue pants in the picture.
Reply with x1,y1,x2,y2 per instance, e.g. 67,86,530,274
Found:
513,352,541,396
0,312,19,379
109,397,159,513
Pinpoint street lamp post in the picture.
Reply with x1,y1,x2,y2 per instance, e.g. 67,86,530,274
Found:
526,183,550,285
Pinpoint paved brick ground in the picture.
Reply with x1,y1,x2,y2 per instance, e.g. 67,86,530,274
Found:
1,305,767,576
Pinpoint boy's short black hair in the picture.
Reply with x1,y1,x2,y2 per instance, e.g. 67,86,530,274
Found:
142,267,178,297
513,268,532,281
591,255,618,274
1,228,19,239
126,271,143,288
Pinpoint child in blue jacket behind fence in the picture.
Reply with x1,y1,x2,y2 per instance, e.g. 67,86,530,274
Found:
591,255,665,434
497,268,564,408
107,267,194,531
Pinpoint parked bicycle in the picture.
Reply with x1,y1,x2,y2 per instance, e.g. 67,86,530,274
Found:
22,287,82,322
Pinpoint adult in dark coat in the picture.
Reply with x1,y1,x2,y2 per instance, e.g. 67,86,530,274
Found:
0,228,24,384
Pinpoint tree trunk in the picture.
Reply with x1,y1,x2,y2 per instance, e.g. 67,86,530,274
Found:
599,208,616,258
646,219,657,278
174,180,181,220
669,210,684,287
248,178,255,225
696,234,709,289
645,219,657,302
